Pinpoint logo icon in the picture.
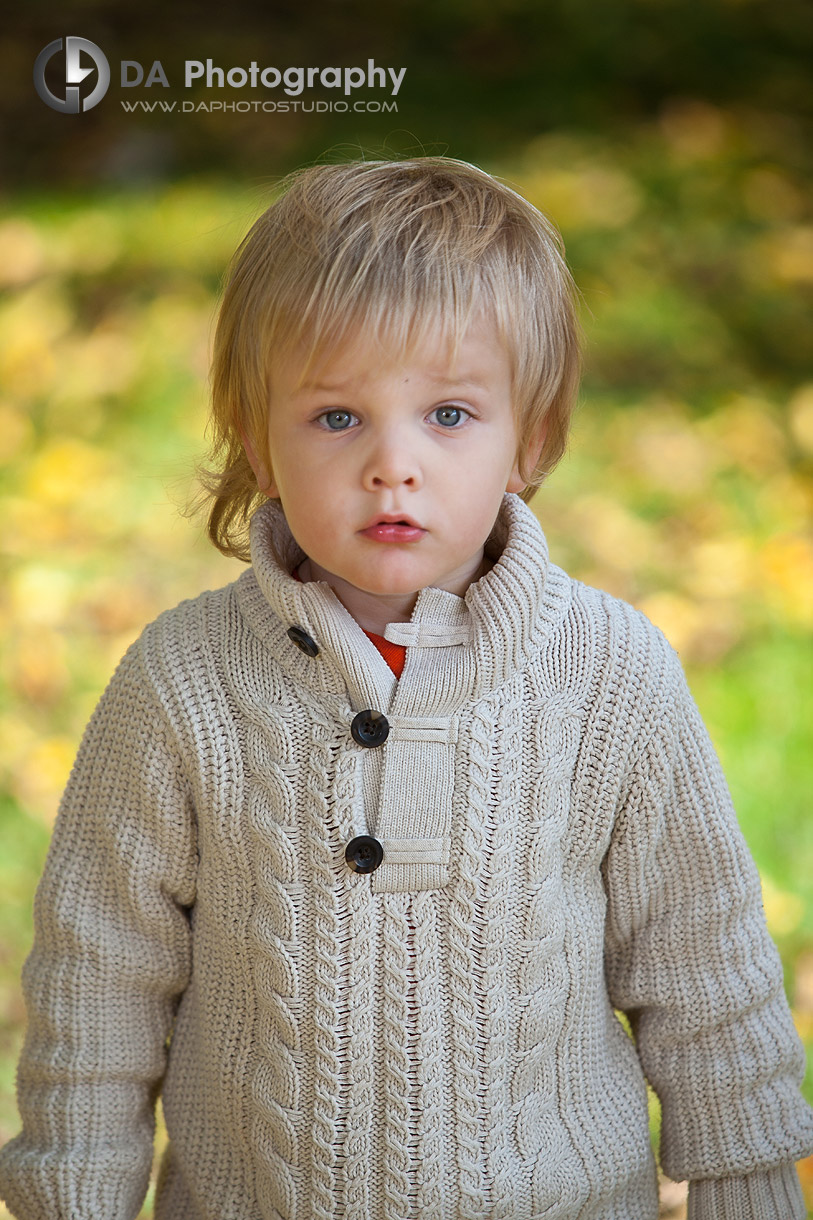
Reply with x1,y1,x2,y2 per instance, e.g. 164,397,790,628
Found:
34,37,110,113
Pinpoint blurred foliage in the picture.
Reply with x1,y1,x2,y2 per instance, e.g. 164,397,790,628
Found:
2,0,812,188
0,104,811,1216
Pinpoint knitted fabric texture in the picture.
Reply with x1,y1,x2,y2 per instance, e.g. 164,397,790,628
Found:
292,566,407,677
1,493,812,1220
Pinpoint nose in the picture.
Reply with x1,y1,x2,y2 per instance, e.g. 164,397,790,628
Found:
361,424,423,492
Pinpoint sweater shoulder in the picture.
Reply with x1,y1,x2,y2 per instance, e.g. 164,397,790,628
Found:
544,566,688,734
115,577,248,711
134,573,244,663
553,566,679,666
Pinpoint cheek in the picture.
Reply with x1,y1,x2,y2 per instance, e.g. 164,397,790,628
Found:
285,491,343,545
270,442,318,499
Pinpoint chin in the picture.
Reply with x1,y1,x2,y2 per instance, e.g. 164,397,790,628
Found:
360,575,423,597
354,565,426,596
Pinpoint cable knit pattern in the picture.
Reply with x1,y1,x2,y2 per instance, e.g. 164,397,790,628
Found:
1,492,812,1220
305,706,343,1220
380,895,413,1219
412,889,447,1216
448,695,491,1218
481,687,520,1219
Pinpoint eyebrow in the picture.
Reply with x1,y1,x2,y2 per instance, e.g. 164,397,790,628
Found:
296,379,351,394
424,370,491,388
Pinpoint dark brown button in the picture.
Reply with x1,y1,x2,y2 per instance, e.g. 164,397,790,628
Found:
287,626,319,657
345,835,384,873
350,710,389,748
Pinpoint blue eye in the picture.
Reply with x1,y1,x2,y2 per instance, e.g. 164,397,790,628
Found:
433,406,464,427
320,410,354,430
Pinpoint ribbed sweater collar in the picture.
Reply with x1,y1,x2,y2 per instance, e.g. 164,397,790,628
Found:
240,492,569,707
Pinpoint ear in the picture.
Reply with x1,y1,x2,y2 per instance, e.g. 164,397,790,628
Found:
239,425,278,498
506,420,548,494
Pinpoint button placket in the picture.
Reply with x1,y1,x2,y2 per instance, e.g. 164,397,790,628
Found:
344,710,389,872
370,713,459,893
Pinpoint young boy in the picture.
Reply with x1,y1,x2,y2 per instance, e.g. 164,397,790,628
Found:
1,158,811,1220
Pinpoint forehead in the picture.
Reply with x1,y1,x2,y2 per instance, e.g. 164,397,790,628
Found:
278,312,513,396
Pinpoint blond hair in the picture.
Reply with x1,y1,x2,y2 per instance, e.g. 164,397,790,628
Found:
204,157,582,560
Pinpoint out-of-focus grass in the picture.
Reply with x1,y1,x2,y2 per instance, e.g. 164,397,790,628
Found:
0,109,811,1215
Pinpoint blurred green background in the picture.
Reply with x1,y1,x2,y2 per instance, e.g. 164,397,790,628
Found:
1,1,812,1216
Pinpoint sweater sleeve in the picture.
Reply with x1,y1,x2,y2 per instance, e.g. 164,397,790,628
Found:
601,649,813,1217
0,641,198,1220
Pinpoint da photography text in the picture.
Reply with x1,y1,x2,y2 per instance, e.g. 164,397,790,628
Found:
127,59,407,97
34,37,407,115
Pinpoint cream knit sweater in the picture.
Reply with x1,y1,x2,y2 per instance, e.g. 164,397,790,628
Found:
1,494,811,1220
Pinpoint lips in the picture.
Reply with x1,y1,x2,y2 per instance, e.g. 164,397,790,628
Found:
359,513,426,543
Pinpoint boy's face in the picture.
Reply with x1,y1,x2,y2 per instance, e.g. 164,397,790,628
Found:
246,318,539,611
